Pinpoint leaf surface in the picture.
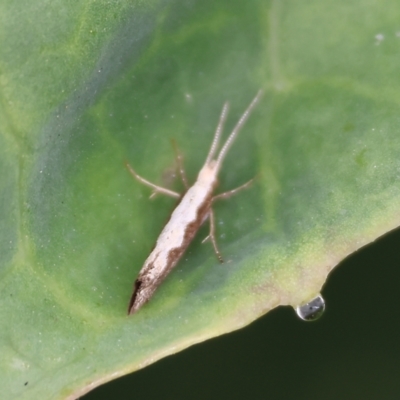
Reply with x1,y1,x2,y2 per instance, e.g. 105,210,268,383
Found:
1,0,400,398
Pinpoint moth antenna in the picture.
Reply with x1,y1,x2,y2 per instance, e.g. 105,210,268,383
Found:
215,90,263,171
205,102,229,165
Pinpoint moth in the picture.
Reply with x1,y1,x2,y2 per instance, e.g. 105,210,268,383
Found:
126,90,263,314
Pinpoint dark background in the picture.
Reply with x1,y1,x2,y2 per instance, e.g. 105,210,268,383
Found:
84,227,400,400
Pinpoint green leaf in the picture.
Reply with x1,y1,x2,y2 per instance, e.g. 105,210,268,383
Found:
1,0,400,398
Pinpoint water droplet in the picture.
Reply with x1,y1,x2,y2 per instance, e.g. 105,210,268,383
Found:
295,294,325,321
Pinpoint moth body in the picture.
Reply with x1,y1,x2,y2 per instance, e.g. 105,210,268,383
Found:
129,170,216,313
127,90,262,314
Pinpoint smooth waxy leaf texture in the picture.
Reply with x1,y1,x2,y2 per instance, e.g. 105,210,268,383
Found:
1,0,400,398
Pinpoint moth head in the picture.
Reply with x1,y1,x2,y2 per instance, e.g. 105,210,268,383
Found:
197,161,218,185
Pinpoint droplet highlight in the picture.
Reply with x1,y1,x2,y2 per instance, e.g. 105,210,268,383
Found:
295,294,325,321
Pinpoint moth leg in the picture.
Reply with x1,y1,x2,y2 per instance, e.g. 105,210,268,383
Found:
125,162,180,199
171,139,190,189
202,208,223,263
212,177,255,202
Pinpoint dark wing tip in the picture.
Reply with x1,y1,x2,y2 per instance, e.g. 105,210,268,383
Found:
127,279,142,315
